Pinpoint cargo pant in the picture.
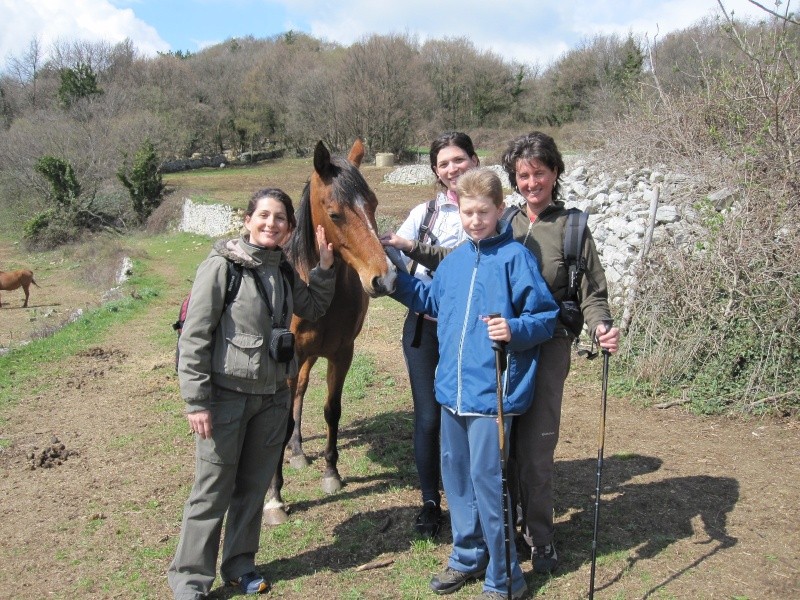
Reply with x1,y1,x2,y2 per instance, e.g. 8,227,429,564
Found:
167,385,290,600
510,335,572,548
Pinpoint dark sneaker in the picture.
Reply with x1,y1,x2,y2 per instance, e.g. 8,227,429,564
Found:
414,500,442,538
473,585,528,599
229,571,270,594
531,543,558,574
430,565,487,595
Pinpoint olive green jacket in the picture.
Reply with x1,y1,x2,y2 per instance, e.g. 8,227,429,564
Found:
178,236,335,411
406,201,612,338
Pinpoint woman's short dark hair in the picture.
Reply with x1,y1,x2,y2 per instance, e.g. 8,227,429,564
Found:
429,131,479,188
501,131,565,201
247,188,297,229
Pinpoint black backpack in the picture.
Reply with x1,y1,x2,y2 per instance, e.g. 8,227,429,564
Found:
501,205,589,337
173,259,297,370
172,259,244,370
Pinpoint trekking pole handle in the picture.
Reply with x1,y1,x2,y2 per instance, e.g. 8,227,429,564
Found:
487,312,506,353
596,320,614,356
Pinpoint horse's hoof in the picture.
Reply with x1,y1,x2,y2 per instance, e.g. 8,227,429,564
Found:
289,454,310,469
263,505,289,526
321,476,342,495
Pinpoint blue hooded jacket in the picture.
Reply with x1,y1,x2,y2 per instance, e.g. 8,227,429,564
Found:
391,222,559,416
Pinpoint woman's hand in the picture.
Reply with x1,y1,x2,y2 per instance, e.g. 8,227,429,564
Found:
187,410,212,440
316,225,334,270
595,322,620,354
380,231,413,253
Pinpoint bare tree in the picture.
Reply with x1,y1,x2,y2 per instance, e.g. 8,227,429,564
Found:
5,37,44,108
337,33,426,155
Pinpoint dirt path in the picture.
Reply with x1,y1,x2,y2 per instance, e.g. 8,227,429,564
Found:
0,248,798,599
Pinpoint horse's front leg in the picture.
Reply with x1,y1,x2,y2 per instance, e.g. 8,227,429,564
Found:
263,373,302,526
263,444,288,525
321,348,353,494
287,357,316,468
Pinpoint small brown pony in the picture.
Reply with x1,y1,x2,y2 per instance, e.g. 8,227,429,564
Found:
0,269,39,308
264,139,397,524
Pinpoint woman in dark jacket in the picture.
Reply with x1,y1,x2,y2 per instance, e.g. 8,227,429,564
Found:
168,188,335,599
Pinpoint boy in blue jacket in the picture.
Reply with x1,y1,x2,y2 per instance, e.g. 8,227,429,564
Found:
386,167,559,599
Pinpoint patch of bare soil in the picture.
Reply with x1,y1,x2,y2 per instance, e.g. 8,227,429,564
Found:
0,252,798,600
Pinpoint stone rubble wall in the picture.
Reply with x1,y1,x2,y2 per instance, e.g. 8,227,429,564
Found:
179,198,243,238
177,158,729,310
384,158,726,308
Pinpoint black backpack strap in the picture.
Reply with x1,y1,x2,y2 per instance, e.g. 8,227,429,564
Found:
418,198,440,245
409,199,439,277
223,260,277,320
279,259,296,288
563,209,589,301
501,204,521,223
409,198,440,347
224,261,244,310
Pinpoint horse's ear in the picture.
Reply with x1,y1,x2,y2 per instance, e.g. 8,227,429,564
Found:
347,138,365,168
313,141,333,177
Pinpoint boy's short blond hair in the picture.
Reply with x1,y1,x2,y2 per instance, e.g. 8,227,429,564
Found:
455,168,504,207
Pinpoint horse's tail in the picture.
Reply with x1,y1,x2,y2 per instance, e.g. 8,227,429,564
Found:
31,277,39,287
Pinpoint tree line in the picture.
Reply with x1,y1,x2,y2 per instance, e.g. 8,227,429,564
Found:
0,4,798,413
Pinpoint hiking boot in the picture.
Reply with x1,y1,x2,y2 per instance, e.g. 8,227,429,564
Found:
531,543,558,574
430,565,487,595
473,585,529,599
229,571,270,594
415,500,442,538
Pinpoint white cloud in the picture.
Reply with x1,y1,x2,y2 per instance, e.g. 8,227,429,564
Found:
0,0,169,65
0,0,781,71
277,0,776,66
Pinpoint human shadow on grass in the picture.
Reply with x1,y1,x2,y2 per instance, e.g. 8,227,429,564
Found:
523,454,739,598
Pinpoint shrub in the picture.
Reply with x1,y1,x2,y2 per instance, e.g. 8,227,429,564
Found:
118,139,165,223
606,8,800,416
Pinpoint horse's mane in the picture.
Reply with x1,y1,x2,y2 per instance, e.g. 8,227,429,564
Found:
287,154,374,273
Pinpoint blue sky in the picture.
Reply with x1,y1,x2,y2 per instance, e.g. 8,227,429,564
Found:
0,0,775,70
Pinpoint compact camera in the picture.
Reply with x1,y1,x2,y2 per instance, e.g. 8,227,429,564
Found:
269,327,295,363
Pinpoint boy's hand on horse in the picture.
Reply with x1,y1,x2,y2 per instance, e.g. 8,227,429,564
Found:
315,225,335,270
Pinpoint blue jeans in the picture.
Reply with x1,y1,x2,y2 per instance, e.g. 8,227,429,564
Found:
440,409,525,595
402,311,441,506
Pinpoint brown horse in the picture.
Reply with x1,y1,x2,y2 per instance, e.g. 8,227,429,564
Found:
264,138,397,524
0,269,39,308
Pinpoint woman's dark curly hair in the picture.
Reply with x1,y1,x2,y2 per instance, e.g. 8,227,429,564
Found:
501,131,565,201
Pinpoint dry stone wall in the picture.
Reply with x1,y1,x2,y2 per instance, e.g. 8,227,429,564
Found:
179,198,242,237
384,157,723,308
176,158,728,311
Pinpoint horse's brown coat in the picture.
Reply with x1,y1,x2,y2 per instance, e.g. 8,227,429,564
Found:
263,139,398,523
0,269,39,308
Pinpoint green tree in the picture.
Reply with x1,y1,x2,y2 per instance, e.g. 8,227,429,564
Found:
27,156,84,247
117,139,164,223
58,62,103,107
34,156,81,207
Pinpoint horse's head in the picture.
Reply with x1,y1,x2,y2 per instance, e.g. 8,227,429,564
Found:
298,138,396,297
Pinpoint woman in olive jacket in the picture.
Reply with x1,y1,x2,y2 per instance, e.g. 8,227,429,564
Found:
385,132,620,575
168,188,335,599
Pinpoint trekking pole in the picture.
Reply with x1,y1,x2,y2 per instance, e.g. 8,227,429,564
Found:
589,321,613,600
489,313,512,600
